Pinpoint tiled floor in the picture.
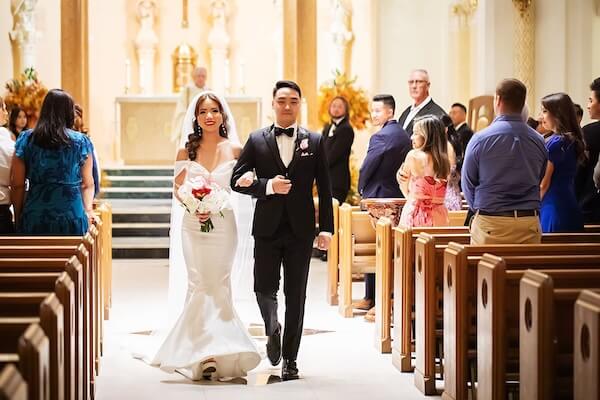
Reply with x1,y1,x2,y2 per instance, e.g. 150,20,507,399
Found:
96,257,437,399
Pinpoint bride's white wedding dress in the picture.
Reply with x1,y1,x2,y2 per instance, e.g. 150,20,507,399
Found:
146,159,261,380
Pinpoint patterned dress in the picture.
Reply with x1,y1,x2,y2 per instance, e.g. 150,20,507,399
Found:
15,129,93,235
399,176,449,227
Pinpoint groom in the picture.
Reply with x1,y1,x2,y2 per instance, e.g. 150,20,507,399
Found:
231,80,333,380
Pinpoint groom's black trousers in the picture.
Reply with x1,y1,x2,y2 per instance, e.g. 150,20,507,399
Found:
254,217,313,361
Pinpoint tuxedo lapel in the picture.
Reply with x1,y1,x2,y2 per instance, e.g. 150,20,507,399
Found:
287,128,307,176
262,127,287,174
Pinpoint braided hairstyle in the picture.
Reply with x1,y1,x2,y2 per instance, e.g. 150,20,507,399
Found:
185,93,229,160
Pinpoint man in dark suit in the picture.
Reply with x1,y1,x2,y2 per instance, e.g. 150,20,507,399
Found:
449,102,474,152
575,77,600,223
322,96,355,204
231,80,333,381
397,69,446,135
356,94,410,321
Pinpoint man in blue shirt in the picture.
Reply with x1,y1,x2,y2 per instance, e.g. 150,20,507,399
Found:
462,78,547,244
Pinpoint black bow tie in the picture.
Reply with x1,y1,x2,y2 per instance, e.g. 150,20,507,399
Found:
274,127,294,137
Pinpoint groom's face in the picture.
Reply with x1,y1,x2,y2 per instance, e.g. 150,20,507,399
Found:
273,87,300,128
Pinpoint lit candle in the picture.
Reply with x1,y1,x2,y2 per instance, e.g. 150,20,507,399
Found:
239,59,245,94
301,98,308,127
140,59,145,94
125,59,131,93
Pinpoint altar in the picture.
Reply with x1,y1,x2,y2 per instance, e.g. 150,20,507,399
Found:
114,95,262,165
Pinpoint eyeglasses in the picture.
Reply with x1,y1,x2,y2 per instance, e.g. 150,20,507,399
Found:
408,80,428,85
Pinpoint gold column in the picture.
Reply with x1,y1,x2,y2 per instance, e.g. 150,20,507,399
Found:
61,0,89,123
450,0,478,105
283,0,317,129
513,0,535,112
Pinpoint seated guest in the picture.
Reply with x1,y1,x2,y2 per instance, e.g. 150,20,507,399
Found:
574,103,584,126
73,104,100,197
440,115,461,211
397,69,446,135
448,102,474,152
357,94,410,322
0,97,15,234
11,89,95,235
397,115,450,226
539,93,585,232
575,77,600,223
322,96,354,204
462,79,547,244
8,106,27,141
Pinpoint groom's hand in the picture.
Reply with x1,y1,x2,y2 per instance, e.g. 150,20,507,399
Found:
317,234,331,251
272,175,292,195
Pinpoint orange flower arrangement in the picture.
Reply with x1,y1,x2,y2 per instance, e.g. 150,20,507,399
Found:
4,68,48,128
317,71,370,130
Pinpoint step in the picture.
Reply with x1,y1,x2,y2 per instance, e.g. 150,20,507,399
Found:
104,176,173,188
112,237,169,259
103,166,174,177
100,187,172,199
112,222,170,237
112,207,172,223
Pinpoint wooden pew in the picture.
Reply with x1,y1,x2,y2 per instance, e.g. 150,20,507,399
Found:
574,290,600,400
517,269,600,399
338,204,375,317
374,217,393,353
0,323,50,400
441,241,600,400
0,258,83,400
326,199,340,305
0,364,27,400
0,272,75,400
96,202,113,320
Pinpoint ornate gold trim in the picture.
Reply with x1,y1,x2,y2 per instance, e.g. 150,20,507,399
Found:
513,0,532,15
451,0,478,17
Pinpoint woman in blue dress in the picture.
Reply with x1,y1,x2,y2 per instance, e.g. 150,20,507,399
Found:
11,89,95,235
539,92,586,232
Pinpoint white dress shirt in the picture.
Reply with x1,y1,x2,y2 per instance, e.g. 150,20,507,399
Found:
328,117,344,137
455,121,466,131
0,128,15,205
402,96,432,130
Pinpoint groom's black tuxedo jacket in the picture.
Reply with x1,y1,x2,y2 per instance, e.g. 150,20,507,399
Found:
231,125,334,239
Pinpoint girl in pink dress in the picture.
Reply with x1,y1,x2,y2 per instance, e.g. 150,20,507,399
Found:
397,115,451,227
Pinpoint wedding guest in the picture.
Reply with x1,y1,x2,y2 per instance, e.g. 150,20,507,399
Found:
574,103,584,126
0,97,15,234
462,79,547,244
397,115,450,226
8,106,27,141
357,94,410,322
171,67,209,142
448,102,474,152
575,77,600,223
11,89,95,235
397,69,446,135
73,104,100,197
594,157,600,190
322,96,354,204
526,117,539,130
539,93,585,232
441,115,462,211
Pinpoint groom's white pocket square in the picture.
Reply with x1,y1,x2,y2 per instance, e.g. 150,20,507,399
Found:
300,152,314,157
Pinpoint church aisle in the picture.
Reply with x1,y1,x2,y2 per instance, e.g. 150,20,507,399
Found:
96,258,435,400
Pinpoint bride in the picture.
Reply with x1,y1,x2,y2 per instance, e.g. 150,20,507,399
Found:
139,91,261,380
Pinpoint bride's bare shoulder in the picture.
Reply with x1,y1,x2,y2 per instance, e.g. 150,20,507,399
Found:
176,148,188,161
229,142,243,158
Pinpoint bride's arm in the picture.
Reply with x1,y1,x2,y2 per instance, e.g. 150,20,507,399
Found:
173,148,188,204
232,143,254,187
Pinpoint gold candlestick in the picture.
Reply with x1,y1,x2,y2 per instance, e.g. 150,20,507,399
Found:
172,43,197,93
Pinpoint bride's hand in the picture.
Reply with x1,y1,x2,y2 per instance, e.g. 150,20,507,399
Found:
195,211,211,223
235,171,255,187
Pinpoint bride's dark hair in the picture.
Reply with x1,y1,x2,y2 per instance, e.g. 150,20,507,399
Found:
186,93,229,160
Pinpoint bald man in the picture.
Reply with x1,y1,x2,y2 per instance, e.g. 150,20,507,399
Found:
397,69,447,135
171,67,210,142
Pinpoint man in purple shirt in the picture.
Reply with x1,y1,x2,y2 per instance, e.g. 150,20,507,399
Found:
462,79,547,244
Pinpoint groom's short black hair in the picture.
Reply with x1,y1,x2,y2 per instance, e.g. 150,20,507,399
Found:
273,80,302,98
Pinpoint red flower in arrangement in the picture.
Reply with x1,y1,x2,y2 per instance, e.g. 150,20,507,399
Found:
191,186,212,199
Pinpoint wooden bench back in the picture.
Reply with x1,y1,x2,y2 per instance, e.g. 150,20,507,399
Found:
574,290,600,400
0,364,27,400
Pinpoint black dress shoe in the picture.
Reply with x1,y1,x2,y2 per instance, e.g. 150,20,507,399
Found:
266,323,282,366
282,359,299,381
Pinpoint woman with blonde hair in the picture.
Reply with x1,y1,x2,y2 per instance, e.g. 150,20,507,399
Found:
397,115,451,226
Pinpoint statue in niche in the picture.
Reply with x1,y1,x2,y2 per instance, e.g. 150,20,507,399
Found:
10,0,38,74
135,0,159,94
208,0,230,94
330,0,353,75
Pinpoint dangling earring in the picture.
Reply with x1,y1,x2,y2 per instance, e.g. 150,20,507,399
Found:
220,124,227,138
193,118,202,137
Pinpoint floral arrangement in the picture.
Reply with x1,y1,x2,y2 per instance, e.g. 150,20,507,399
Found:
3,68,48,128
178,176,230,232
317,71,370,130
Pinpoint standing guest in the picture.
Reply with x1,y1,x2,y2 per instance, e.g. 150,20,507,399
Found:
538,93,585,232
397,69,447,135
575,77,600,224
574,103,584,126
73,104,100,197
448,102,474,152
322,96,354,204
11,89,95,235
397,115,450,226
357,94,410,322
594,157,600,190
0,97,15,234
462,79,547,245
8,107,27,141
171,67,209,142
440,115,462,211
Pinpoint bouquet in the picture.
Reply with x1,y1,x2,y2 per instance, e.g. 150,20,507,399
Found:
4,68,48,128
178,176,230,232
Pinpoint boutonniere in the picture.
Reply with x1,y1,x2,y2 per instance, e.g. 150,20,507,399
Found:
295,132,310,152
